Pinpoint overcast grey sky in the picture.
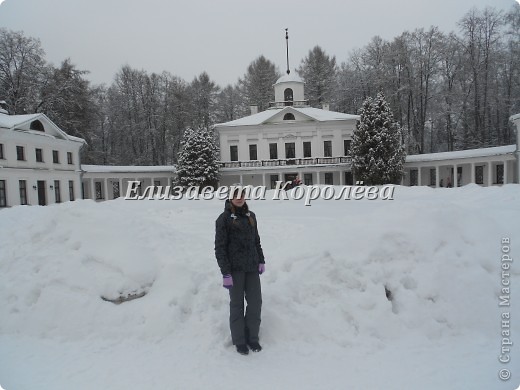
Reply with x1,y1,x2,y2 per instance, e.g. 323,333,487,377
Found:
0,0,517,88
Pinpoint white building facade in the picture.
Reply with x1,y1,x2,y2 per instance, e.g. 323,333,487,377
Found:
403,145,517,187
81,165,176,201
216,75,520,189
402,114,520,187
216,73,359,188
0,110,85,208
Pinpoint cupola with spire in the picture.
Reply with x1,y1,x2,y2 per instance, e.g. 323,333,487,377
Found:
270,29,307,109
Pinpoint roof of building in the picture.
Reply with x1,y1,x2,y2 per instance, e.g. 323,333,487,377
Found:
0,112,86,144
0,113,42,128
216,106,359,127
275,72,303,84
406,144,516,163
81,165,176,173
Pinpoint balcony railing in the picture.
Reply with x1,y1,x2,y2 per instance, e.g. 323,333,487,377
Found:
219,156,352,169
268,100,309,108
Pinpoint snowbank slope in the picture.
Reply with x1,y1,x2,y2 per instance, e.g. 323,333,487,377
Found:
0,185,519,390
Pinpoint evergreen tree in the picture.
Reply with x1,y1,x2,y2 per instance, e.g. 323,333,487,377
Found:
176,127,220,188
297,46,337,108
189,72,219,130
351,93,406,185
239,55,280,112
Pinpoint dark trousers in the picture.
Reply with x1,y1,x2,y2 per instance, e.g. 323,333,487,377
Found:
229,271,262,345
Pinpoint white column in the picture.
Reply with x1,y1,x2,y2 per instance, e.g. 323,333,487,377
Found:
89,178,95,200
103,178,108,201
417,167,422,186
435,166,440,188
470,163,475,184
488,162,493,186
239,174,243,184
316,171,321,185
504,160,508,184
453,164,458,187
262,173,266,187
339,170,344,185
510,115,520,184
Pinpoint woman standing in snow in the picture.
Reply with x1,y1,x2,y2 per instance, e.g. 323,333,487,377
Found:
214,185,265,355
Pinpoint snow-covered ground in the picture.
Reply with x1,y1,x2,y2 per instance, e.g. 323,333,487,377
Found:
0,185,519,390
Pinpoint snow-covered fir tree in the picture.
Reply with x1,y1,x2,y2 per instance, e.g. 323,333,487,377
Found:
351,93,406,185
297,46,337,108
176,127,220,188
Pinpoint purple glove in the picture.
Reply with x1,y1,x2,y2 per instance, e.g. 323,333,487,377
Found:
258,264,265,275
223,274,233,289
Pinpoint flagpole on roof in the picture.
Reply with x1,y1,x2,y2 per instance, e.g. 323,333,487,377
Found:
285,28,290,75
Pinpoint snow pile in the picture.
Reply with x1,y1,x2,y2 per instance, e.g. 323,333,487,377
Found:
0,185,519,390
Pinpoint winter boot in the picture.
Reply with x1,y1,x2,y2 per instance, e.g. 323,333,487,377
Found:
236,344,249,355
247,341,262,352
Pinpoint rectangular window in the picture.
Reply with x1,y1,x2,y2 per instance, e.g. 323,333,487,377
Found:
345,171,353,185
0,180,6,207
430,169,436,186
95,182,103,200
324,141,332,157
475,166,484,185
496,164,504,184
249,144,257,160
0,143,4,159
410,169,418,186
36,148,43,162
269,143,278,159
270,174,279,189
67,152,73,165
304,173,313,185
16,146,25,161
112,181,120,198
230,145,238,161
53,150,59,164
69,180,75,201
344,140,351,156
303,142,312,158
324,172,333,185
19,180,27,205
285,142,295,159
54,180,61,203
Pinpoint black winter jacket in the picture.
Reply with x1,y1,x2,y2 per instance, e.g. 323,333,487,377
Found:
215,200,265,275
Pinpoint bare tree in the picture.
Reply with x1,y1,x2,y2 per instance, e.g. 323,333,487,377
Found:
0,29,46,114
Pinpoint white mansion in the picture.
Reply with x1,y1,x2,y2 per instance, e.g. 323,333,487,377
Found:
0,93,519,208
216,73,358,188
0,105,85,207
216,73,519,189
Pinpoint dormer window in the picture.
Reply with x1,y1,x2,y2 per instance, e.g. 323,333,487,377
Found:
284,88,294,106
283,113,295,121
30,120,44,132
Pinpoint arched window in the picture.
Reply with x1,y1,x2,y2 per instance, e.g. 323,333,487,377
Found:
284,88,294,105
30,120,44,132
283,113,295,121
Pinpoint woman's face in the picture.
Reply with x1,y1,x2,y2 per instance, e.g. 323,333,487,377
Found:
230,191,246,208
